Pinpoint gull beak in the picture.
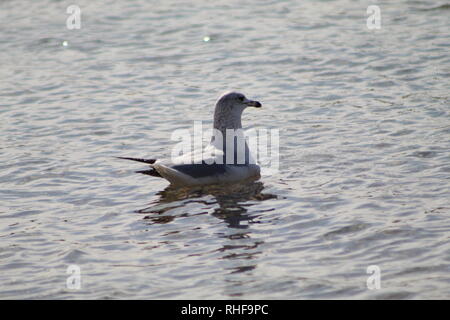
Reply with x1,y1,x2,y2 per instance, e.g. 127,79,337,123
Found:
245,99,262,108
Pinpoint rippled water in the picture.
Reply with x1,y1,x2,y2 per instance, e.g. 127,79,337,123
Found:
1,0,449,299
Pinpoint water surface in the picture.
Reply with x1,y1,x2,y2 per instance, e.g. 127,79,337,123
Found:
0,0,449,299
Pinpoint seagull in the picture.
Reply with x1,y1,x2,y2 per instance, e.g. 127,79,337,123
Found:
118,92,262,186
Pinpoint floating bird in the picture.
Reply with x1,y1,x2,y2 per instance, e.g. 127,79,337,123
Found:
118,92,262,186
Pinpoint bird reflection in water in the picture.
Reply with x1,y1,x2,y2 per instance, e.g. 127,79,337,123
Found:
136,180,276,228
135,180,276,285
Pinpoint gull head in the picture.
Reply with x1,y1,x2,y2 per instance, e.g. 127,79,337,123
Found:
213,92,261,131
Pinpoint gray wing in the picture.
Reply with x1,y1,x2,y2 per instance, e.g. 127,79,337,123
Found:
171,162,227,178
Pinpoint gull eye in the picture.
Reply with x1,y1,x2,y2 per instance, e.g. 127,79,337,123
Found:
238,96,244,101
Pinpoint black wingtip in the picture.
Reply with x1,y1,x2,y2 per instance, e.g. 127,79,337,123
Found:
116,157,156,164
136,169,162,178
